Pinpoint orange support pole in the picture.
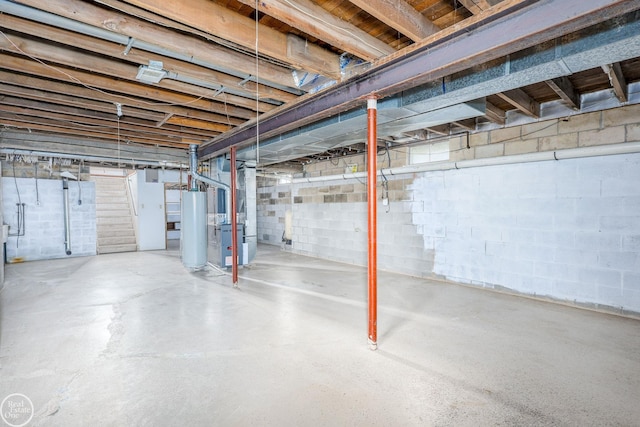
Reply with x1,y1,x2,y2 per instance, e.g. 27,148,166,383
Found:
231,146,238,285
367,95,378,350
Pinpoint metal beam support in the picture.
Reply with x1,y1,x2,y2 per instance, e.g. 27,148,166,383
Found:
231,146,239,286
200,0,638,158
367,95,378,351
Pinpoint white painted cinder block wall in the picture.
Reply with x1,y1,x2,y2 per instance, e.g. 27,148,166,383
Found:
2,178,96,261
415,153,640,313
257,153,640,314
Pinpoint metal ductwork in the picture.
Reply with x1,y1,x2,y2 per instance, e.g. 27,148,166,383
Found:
202,4,640,161
189,144,231,223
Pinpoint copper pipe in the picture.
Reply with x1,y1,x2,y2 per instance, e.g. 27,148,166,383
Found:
367,95,378,350
231,146,238,285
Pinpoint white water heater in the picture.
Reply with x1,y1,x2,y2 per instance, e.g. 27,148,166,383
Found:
181,191,207,269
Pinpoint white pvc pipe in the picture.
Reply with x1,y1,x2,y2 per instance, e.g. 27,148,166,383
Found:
290,141,640,183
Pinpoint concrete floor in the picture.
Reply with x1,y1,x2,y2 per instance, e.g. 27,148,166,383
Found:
0,245,639,426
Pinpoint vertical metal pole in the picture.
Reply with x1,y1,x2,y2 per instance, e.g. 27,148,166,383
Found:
231,146,239,285
367,95,378,350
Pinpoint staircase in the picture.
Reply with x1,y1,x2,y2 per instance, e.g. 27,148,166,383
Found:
93,175,137,254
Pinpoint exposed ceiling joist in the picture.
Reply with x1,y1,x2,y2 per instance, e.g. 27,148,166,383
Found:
602,62,628,102
1,0,639,165
121,0,342,78
0,53,258,121
347,0,440,42
0,71,245,126
427,124,451,136
203,0,638,157
452,118,477,131
235,0,394,61
0,31,276,114
484,101,506,125
0,13,298,105
0,115,188,148
496,88,540,118
546,77,580,110
0,130,188,164
7,0,299,89
457,0,493,15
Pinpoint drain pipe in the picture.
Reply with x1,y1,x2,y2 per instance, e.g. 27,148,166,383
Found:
189,144,231,223
62,178,72,255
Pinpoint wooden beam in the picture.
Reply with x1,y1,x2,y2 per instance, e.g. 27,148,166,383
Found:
11,0,299,89
546,76,580,110
602,63,628,102
0,53,257,121
0,115,196,148
0,130,188,162
484,101,506,125
119,0,341,79
347,0,440,42
0,100,226,137
0,70,245,126
426,124,450,135
235,0,393,61
0,111,193,144
457,0,492,15
1,14,299,105
496,88,540,118
165,117,233,133
0,82,162,122
0,31,275,114
156,113,174,128
452,118,476,131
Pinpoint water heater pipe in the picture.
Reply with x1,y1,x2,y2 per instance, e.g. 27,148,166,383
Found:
189,144,231,223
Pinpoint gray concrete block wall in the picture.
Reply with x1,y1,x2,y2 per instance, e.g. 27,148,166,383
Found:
257,179,291,245
2,178,96,261
258,175,436,277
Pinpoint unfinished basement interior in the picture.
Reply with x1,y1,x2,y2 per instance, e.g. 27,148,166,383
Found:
1,0,640,425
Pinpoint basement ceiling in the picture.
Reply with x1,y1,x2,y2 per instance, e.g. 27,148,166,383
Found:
0,0,639,166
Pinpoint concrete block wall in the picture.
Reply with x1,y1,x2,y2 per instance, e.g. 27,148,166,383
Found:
413,153,640,313
2,178,96,262
257,178,292,244
257,103,640,314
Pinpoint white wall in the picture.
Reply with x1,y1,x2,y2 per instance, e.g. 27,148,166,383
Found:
2,178,96,261
258,153,640,314
135,169,187,251
415,153,640,313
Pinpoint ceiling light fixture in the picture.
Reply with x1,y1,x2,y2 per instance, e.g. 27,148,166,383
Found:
136,60,167,84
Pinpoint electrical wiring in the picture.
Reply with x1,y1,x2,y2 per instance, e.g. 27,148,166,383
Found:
0,29,206,108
